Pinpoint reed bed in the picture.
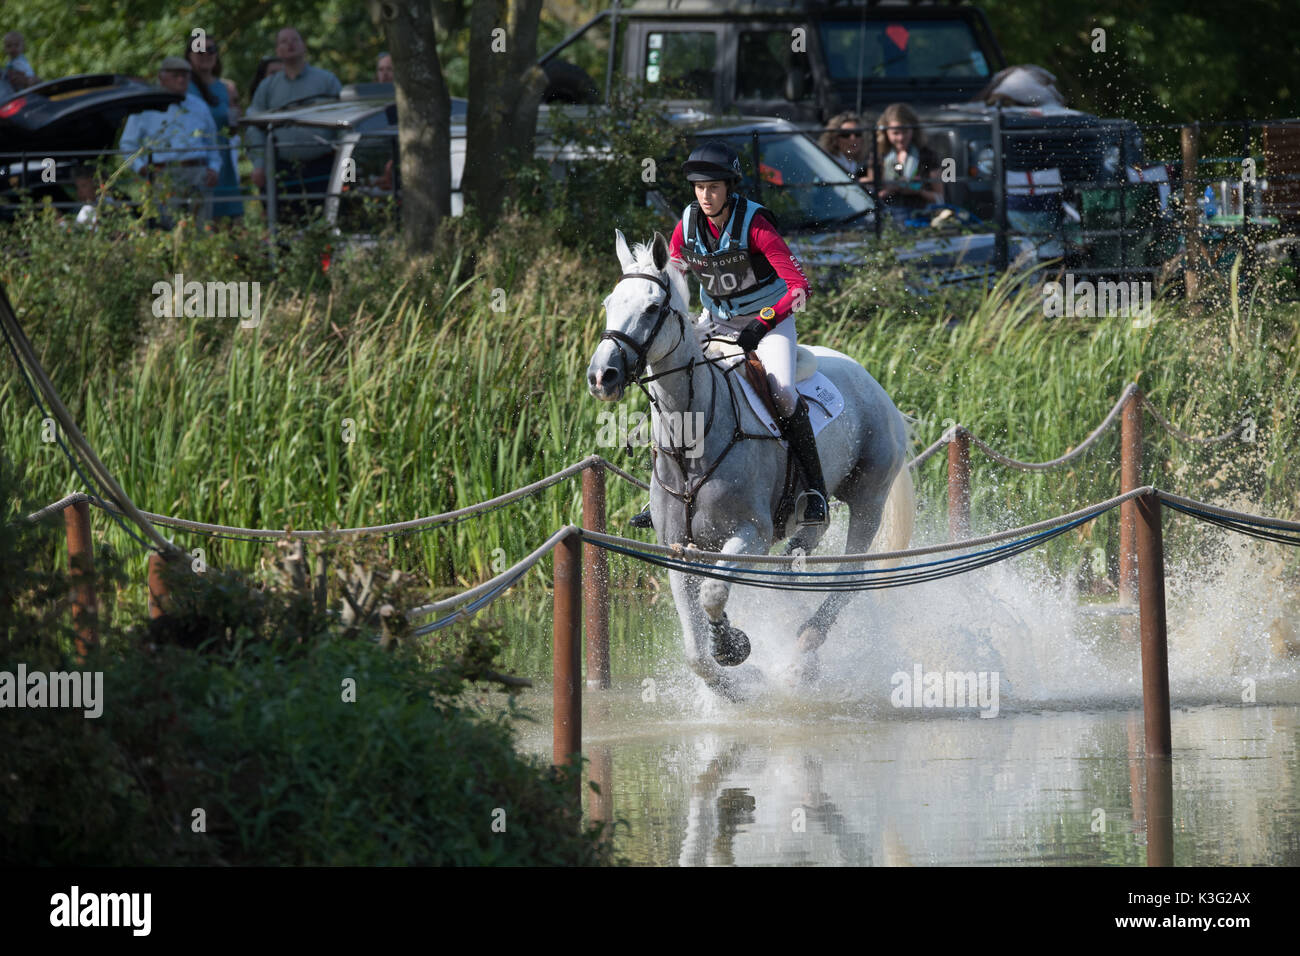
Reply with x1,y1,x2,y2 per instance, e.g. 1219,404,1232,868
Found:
3,210,1297,611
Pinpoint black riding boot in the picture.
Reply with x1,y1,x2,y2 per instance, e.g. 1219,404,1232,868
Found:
780,398,829,526
629,502,653,529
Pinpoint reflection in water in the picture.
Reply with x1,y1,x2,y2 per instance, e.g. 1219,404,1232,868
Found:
547,693,1299,866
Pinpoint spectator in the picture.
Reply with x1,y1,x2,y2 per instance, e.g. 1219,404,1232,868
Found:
119,56,220,226
245,27,341,222
376,52,393,83
818,111,871,182
248,55,283,102
2,31,36,99
864,102,943,222
185,36,243,221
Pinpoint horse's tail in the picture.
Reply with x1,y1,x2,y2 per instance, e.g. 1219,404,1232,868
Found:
873,412,918,568
875,466,915,569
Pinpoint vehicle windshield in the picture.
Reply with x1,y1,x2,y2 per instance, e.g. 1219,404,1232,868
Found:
819,19,991,80
713,129,873,231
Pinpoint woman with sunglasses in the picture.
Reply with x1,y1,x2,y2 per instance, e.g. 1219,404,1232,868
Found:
818,111,871,182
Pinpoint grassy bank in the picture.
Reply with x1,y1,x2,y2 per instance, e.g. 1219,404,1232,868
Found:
3,206,1298,617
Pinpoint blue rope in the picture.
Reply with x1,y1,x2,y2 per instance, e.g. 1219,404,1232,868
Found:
1159,498,1300,548
590,512,1096,592
410,562,537,635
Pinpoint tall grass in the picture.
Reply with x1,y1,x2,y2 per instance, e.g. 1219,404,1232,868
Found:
3,209,1298,611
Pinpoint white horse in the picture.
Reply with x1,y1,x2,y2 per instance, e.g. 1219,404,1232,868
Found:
587,231,914,700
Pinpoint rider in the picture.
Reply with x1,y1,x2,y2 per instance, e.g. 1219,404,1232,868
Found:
630,141,828,529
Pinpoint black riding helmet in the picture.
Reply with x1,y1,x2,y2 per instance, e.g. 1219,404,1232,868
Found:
682,141,743,183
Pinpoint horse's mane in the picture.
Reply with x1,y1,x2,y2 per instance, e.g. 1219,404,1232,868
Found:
629,239,691,316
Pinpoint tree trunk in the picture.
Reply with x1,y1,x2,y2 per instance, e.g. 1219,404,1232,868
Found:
465,0,548,228
370,0,451,253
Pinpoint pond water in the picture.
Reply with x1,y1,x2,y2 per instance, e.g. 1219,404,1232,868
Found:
478,521,1300,866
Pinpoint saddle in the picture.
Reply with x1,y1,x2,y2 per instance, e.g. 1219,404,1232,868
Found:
704,339,819,423
701,340,829,534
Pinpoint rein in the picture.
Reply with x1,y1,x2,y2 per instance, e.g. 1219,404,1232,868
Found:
602,270,777,545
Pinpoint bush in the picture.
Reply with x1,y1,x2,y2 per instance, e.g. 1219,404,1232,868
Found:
0,454,618,866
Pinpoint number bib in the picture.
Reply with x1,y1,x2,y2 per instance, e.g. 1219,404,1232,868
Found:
679,247,758,300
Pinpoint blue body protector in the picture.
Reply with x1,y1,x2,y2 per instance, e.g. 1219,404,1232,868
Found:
680,196,787,324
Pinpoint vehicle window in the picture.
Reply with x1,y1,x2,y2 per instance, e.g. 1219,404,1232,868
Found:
717,130,872,230
336,133,397,233
736,30,814,102
643,31,716,99
819,19,991,80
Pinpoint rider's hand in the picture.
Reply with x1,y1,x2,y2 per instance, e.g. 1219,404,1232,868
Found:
737,318,768,353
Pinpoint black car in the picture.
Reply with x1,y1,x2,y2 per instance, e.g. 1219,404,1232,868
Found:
0,73,182,216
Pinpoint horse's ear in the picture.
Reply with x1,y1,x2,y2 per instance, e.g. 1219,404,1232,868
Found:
651,232,670,271
615,229,635,272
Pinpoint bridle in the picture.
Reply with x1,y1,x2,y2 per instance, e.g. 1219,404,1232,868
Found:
599,271,687,384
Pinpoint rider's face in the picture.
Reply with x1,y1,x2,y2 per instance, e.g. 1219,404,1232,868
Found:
694,180,728,217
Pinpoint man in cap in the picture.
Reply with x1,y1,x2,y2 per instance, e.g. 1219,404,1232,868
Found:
119,55,221,225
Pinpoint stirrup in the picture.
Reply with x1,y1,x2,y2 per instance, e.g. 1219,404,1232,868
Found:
797,489,829,527
629,503,653,529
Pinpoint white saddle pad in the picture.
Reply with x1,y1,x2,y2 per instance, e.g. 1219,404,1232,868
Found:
704,341,845,442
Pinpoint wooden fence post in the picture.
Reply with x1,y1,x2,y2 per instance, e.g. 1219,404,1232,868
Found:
64,500,97,659
552,529,583,777
948,427,971,540
582,464,611,690
1119,389,1143,606
1136,491,1171,758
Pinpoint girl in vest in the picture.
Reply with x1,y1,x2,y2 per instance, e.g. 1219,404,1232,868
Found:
630,141,827,528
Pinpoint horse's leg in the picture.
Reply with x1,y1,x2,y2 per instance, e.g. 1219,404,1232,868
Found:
796,471,893,654
698,524,769,667
669,568,745,701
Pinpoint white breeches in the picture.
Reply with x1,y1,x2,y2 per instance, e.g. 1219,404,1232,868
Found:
755,317,798,418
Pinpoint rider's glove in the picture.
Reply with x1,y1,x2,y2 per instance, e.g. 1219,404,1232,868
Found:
737,318,769,353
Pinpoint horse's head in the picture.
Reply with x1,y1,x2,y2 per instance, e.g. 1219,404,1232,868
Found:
588,229,689,402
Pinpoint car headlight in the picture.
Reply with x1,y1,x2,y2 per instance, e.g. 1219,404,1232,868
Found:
1102,144,1120,174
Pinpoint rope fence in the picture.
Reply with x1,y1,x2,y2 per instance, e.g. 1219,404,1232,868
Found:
6,279,1297,783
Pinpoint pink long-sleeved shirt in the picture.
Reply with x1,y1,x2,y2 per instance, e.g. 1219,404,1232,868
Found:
669,207,810,329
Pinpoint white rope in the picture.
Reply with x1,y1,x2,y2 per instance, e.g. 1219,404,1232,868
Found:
25,492,93,524
964,383,1138,472
405,525,578,620
1143,396,1244,445
1155,490,1300,531
1,297,175,552
580,485,1155,565
906,426,956,469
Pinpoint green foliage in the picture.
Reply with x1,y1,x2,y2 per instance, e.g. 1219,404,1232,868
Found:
515,81,693,254
0,454,617,866
3,205,1298,599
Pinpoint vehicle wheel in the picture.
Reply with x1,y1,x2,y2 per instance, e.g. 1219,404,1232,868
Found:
542,59,598,105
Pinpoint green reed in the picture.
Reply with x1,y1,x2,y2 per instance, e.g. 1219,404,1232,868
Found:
2,212,1297,606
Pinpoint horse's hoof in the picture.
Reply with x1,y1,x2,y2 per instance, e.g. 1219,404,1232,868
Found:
796,624,827,653
791,652,820,685
711,617,751,667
